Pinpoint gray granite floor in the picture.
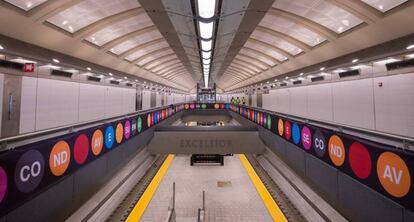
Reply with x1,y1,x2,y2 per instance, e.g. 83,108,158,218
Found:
140,154,273,222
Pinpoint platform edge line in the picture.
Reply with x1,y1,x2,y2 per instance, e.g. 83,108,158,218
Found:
239,154,288,222
126,154,175,222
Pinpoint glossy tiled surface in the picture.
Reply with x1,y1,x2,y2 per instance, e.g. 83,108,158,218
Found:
141,155,272,222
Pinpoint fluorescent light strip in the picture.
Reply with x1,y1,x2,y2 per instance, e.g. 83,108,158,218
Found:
199,21,214,39
197,0,216,19
202,51,211,59
201,40,212,51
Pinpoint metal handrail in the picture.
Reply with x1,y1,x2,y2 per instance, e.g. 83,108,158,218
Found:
0,103,181,145
236,104,414,147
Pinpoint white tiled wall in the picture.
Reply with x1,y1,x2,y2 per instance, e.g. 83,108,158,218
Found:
18,77,138,133
19,77,37,133
373,74,414,137
290,87,308,117
35,78,79,131
12,76,189,135
275,88,291,114
332,78,375,129
122,88,136,115
142,90,151,110
260,73,414,137
163,93,167,106
166,94,173,105
156,93,162,107
263,91,275,111
307,84,333,122
79,83,105,122
0,74,4,136
173,94,185,103
104,86,123,118
251,94,257,107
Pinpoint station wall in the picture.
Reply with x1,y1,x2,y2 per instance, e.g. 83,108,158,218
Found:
156,93,162,107
253,73,413,138
172,94,186,104
142,90,151,110
0,108,183,222
0,74,187,137
0,74,3,136
229,109,414,222
19,76,136,134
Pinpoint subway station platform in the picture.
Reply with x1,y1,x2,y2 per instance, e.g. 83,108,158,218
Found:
140,154,273,222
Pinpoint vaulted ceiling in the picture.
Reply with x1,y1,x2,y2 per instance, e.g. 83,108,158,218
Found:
0,0,413,92
0,0,196,91
218,0,414,91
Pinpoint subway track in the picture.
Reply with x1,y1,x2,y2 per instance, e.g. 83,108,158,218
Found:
245,154,307,222
106,155,168,222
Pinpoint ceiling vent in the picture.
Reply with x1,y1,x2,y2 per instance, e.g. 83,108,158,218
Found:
293,80,302,85
110,80,119,85
0,60,24,70
280,83,287,87
311,76,324,82
87,76,101,82
386,59,414,71
51,69,72,78
339,69,360,78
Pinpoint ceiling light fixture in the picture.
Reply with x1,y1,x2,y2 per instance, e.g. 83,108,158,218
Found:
374,58,400,65
196,0,217,88
0,45,4,50
352,59,359,63
52,59,60,63
86,67,91,71
342,20,350,26
320,67,325,71
202,51,211,59
199,22,214,39
406,44,414,50
64,69,78,73
198,0,216,19
201,40,212,51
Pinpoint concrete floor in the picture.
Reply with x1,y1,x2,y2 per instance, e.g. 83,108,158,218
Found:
141,155,272,222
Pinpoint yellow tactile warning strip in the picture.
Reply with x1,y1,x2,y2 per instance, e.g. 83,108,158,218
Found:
126,154,174,222
239,154,288,222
